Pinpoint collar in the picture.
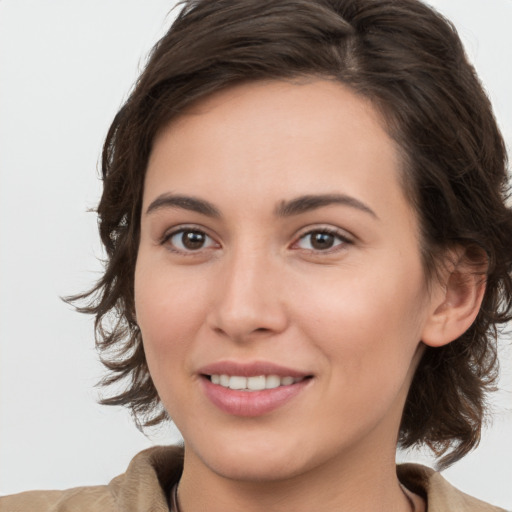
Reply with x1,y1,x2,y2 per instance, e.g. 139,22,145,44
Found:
108,446,505,512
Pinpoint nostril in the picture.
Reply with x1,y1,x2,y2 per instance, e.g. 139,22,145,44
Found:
207,298,289,340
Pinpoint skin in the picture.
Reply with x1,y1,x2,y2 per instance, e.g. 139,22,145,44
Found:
135,79,483,511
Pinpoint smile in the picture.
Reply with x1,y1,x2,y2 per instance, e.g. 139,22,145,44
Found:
208,374,305,391
198,362,313,416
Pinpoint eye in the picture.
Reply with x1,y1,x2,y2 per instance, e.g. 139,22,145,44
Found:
163,228,218,253
295,229,350,252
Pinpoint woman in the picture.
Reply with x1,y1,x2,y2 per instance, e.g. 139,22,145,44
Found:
2,0,511,510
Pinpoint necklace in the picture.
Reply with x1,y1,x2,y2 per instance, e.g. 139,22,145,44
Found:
171,483,417,512
400,483,417,512
171,484,180,512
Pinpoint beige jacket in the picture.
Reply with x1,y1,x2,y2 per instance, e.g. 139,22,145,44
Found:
0,446,507,511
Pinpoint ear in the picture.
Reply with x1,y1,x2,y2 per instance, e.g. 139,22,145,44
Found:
421,247,487,348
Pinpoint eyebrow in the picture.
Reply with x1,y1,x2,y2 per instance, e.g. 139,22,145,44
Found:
275,194,378,219
145,192,377,219
146,193,221,218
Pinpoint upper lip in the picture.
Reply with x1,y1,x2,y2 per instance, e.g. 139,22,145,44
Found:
198,361,311,378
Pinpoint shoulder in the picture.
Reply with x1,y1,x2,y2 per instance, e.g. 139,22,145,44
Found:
0,485,115,512
0,445,184,512
398,463,508,512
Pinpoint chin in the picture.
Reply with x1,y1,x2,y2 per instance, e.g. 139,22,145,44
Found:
205,451,308,483
186,430,316,483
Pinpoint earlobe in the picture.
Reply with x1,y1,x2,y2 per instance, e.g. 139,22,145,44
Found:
421,248,487,348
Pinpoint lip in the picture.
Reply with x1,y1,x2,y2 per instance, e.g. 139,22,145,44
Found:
198,360,310,378
198,360,313,417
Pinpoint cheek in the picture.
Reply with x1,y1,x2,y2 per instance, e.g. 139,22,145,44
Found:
134,261,209,371
296,260,427,384
134,263,214,422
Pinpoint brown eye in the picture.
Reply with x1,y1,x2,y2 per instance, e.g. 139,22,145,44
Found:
167,229,216,252
296,229,348,252
182,231,206,250
310,232,335,250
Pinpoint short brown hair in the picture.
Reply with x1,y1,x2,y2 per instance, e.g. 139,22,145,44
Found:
75,0,512,468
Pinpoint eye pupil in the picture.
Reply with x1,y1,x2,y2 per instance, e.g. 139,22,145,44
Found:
182,231,205,250
311,232,335,250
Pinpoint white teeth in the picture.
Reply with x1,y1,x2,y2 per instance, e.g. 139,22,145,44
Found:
247,375,266,391
265,375,281,389
228,376,247,390
209,374,303,391
281,376,294,386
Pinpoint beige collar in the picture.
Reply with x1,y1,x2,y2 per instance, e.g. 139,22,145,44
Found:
107,446,506,512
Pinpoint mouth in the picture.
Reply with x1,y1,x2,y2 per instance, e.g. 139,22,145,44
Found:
198,363,313,416
205,374,308,391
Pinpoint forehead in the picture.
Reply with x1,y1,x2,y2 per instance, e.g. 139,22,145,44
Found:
144,79,414,229
149,80,394,176
154,78,392,150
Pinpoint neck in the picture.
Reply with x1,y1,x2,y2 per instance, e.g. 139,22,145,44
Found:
177,442,415,512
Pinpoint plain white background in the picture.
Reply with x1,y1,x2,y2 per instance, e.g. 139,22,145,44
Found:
0,0,511,507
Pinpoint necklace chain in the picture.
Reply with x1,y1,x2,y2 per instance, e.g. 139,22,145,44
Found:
400,483,417,512
171,484,180,512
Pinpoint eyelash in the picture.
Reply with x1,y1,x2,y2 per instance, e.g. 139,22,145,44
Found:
160,226,352,256
292,227,352,254
160,226,218,256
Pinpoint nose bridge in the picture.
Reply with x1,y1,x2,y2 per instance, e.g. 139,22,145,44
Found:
209,241,287,339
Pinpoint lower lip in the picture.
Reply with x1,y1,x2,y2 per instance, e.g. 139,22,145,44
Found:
201,377,311,417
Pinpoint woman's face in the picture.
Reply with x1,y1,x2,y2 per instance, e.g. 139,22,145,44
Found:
135,80,437,481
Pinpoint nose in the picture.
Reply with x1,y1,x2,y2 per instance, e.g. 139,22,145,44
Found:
207,247,289,341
